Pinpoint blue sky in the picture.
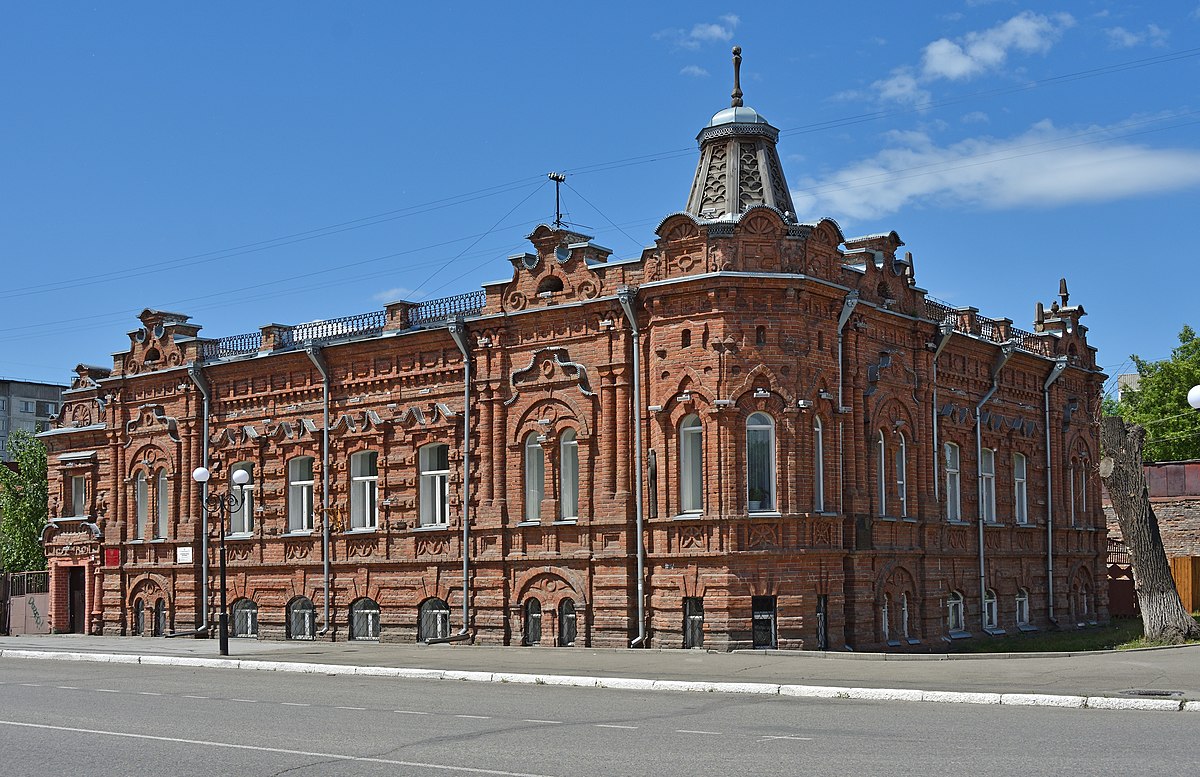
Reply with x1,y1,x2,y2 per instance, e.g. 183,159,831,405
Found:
3,2,1199,399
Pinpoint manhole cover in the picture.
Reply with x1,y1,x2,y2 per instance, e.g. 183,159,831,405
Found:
1122,689,1183,698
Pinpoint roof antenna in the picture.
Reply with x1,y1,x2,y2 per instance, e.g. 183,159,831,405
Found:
548,172,567,229
731,46,743,107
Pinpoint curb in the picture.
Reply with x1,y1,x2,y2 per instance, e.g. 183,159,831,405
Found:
3,648,1195,712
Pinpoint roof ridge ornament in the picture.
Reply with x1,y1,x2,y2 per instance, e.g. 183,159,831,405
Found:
731,45,743,107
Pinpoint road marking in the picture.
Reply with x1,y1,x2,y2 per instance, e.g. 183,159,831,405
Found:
20,683,41,687
758,735,813,742
595,724,638,730
395,710,429,715
281,702,310,707
335,706,366,711
56,686,79,690
231,699,258,703
0,719,558,777
675,729,722,735
182,695,208,699
138,692,162,696
96,689,120,693
522,719,561,724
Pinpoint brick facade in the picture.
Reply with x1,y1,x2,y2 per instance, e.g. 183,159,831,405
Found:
38,82,1108,650
1105,460,1200,559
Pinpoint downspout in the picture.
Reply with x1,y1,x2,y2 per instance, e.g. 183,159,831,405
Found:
617,287,647,648
427,318,473,644
975,341,1014,630
305,345,332,637
1042,356,1068,625
930,321,955,503
835,290,859,514
172,361,212,638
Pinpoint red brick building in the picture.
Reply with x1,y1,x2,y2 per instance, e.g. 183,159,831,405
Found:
38,65,1108,650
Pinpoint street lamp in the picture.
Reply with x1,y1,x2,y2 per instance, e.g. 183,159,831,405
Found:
1189,385,1200,411
191,465,250,656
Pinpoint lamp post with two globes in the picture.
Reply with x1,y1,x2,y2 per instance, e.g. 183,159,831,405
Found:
1189,385,1200,412
191,465,250,656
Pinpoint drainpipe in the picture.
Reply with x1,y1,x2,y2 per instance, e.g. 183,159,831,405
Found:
305,345,332,637
1042,356,1068,624
178,361,212,638
975,341,1014,630
930,321,954,503
835,290,859,514
427,318,473,644
617,286,647,648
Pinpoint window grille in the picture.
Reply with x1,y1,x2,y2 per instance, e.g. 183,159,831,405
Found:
558,599,577,647
683,597,704,649
349,598,381,641
751,595,776,649
524,599,542,646
231,599,259,637
287,597,315,640
418,598,450,642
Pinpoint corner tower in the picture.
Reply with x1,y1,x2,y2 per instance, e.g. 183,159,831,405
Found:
684,47,797,223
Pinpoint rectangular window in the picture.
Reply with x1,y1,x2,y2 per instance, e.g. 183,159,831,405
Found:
230,463,254,534
71,475,87,517
877,432,887,516
560,432,579,520
156,471,169,538
1013,453,1028,524
751,595,776,649
813,420,825,512
944,443,961,521
1068,463,1077,527
135,474,148,539
524,435,544,522
350,452,378,529
980,448,996,523
680,416,703,513
896,435,908,518
683,597,704,649
288,457,315,532
419,444,450,526
19,400,35,414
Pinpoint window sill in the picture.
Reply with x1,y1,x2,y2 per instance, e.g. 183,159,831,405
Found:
886,639,902,648
946,630,972,640
672,512,705,521
345,527,377,535
984,627,1007,637
946,520,972,527
1014,523,1038,528
983,521,1003,527
906,638,921,646
515,521,542,528
224,532,254,541
748,511,782,518
284,530,314,537
877,515,897,522
552,519,578,526
409,524,448,532
148,538,166,543
1018,624,1038,633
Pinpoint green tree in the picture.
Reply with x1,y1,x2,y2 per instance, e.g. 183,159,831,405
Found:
1117,324,1200,462
0,429,48,571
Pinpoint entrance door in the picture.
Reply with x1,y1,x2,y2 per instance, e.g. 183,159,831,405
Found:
683,597,704,648
751,595,776,649
67,567,86,634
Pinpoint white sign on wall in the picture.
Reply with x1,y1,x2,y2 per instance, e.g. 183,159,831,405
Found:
176,546,194,563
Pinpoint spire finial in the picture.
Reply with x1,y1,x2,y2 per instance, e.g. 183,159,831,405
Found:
1059,277,1069,306
731,45,743,107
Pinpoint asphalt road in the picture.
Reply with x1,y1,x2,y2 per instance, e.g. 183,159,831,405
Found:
2,658,1196,777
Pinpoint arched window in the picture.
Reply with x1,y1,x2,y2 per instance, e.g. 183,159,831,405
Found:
560,430,579,521
877,431,887,516
131,598,144,636
231,462,254,534
286,596,315,640
156,470,169,538
896,432,908,518
900,592,911,640
350,451,379,529
813,418,825,512
524,433,544,522
1080,583,1092,622
944,443,961,521
980,448,996,523
349,597,381,641
679,414,703,513
983,588,998,629
231,598,259,638
1013,453,1028,525
947,591,965,633
1015,588,1030,627
537,275,564,295
419,444,450,526
134,472,148,539
153,598,166,637
881,594,891,642
681,329,691,348
288,456,315,532
755,326,767,346
746,413,775,513
558,599,577,647
523,599,542,646
418,597,450,642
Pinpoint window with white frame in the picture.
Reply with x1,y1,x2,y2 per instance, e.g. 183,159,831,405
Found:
813,418,825,512
350,451,378,529
746,413,776,512
877,430,887,516
560,430,579,520
286,596,315,640
1013,453,1028,524
1077,454,1089,524
19,400,35,414
881,594,891,642
944,443,961,521
156,471,169,538
288,456,315,532
980,448,996,523
947,591,965,632
679,414,703,513
349,597,381,641
1015,588,1030,627
71,475,87,517
900,592,911,640
230,462,254,534
1068,459,1077,527
419,444,450,526
418,597,450,642
984,588,998,629
524,433,544,522
896,432,908,517
231,599,258,638
135,472,148,539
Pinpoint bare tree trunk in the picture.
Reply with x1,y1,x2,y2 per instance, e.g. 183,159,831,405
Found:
1099,417,1200,643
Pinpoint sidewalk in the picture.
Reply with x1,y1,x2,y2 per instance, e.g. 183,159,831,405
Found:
3,633,1198,711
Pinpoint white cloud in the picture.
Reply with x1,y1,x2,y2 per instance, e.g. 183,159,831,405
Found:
921,12,1075,81
789,119,1200,222
680,65,710,77
1105,24,1169,48
654,14,740,50
961,110,990,124
374,287,418,303
871,67,931,107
